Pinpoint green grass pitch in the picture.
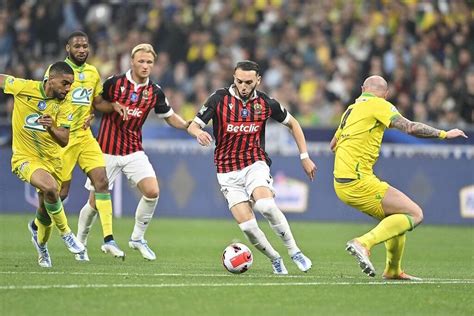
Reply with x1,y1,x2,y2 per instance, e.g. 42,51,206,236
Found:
0,214,472,315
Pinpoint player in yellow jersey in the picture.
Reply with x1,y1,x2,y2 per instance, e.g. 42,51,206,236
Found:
0,62,86,268
331,75,467,280
35,31,127,261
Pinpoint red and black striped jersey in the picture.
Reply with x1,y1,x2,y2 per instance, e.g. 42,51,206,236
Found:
97,70,173,155
194,85,289,173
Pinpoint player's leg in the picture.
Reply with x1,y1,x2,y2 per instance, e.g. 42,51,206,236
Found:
88,167,115,242
248,162,311,272
27,193,53,268
59,181,71,202
77,190,98,247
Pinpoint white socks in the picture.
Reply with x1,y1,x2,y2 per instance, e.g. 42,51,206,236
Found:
253,198,300,256
239,218,280,260
77,202,98,245
131,196,159,241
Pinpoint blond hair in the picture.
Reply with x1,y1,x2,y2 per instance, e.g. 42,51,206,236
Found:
131,43,157,60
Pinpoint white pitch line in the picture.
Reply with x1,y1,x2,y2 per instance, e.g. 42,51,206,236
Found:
1,280,473,290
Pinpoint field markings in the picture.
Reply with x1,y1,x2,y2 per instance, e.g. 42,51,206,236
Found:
1,279,474,290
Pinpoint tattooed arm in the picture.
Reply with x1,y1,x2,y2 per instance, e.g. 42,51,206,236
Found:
390,115,468,139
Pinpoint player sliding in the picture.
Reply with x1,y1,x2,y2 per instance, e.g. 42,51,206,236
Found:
188,60,316,274
331,75,467,280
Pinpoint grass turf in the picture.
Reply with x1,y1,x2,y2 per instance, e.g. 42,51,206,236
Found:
0,214,472,315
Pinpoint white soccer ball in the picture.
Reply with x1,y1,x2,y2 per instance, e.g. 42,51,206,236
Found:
222,242,253,274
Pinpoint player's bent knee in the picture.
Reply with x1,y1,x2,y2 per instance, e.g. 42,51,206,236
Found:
253,197,278,217
142,187,160,199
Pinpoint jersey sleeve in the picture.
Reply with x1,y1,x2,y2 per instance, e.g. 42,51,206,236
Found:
194,91,220,128
93,69,103,97
56,101,73,129
373,100,400,128
3,76,27,96
101,76,116,102
268,98,290,124
153,84,173,118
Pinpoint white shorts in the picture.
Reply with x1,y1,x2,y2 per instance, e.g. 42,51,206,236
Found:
217,161,275,209
85,151,156,191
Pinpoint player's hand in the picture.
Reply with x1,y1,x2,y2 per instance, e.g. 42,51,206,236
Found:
113,102,128,121
37,114,54,129
301,158,317,181
82,113,95,130
196,131,213,146
446,129,468,139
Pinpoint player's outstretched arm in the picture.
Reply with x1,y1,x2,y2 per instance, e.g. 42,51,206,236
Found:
164,113,189,130
187,121,213,146
330,136,337,153
390,115,468,139
92,96,128,119
285,115,317,181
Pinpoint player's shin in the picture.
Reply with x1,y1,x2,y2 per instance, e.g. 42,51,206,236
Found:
357,214,414,249
34,215,53,245
44,200,70,234
131,196,159,241
384,233,406,276
254,198,300,256
77,202,98,245
238,218,280,260
94,192,113,241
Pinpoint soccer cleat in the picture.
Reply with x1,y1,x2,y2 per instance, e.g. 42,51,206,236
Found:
61,232,85,254
382,272,422,281
345,239,376,277
271,257,288,275
101,240,125,260
75,248,90,262
28,222,52,268
291,251,312,272
129,239,156,261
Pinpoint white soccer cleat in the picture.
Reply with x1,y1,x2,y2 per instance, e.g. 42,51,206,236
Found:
291,251,312,272
75,248,90,262
346,239,376,277
271,257,288,275
28,222,52,268
101,240,125,260
129,239,156,261
61,231,85,254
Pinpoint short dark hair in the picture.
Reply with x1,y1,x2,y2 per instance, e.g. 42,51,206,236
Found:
234,60,260,76
67,31,88,44
49,61,74,77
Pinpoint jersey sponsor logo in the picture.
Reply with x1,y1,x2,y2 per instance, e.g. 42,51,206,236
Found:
126,106,143,117
37,100,46,110
71,87,93,105
226,122,260,133
24,113,46,132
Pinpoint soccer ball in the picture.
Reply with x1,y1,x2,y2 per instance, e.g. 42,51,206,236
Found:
222,242,253,274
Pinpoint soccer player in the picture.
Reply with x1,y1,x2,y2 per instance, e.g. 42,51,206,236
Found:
188,60,316,274
0,62,85,268
78,43,189,261
31,31,126,261
331,75,467,280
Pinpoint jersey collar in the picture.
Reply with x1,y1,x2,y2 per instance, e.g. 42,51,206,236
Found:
39,81,53,100
65,57,85,72
126,69,149,91
360,92,376,98
229,84,258,102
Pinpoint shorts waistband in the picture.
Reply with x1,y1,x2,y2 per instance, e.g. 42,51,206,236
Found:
334,177,357,183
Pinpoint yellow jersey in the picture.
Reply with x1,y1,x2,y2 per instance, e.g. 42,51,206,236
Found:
333,92,400,179
4,76,73,160
46,57,102,138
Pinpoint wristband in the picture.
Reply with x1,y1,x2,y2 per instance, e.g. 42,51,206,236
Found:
300,152,309,160
439,130,447,139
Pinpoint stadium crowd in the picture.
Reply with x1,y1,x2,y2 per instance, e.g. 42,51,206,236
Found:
0,0,473,137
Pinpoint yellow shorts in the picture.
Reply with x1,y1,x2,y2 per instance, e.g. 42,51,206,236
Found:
61,133,105,182
12,156,63,189
334,175,389,220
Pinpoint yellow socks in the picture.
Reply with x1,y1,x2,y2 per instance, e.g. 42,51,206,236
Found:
44,200,71,235
34,213,53,245
357,214,413,249
95,192,113,239
384,234,406,276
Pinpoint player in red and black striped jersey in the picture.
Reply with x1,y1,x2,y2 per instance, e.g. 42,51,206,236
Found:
79,44,189,261
188,60,317,274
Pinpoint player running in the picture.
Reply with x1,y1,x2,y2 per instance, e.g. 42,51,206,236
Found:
331,75,467,280
0,62,85,268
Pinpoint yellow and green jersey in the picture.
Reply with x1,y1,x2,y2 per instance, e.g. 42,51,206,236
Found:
46,57,102,138
333,92,401,179
4,76,72,160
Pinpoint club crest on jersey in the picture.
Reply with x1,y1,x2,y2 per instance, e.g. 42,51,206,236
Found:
142,89,149,100
253,103,262,114
241,108,249,118
131,92,138,102
78,72,85,80
37,101,46,111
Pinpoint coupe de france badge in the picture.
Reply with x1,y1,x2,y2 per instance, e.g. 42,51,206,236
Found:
131,92,138,102
241,108,249,118
37,101,46,111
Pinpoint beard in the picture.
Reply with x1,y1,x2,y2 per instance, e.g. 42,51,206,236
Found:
70,52,89,66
